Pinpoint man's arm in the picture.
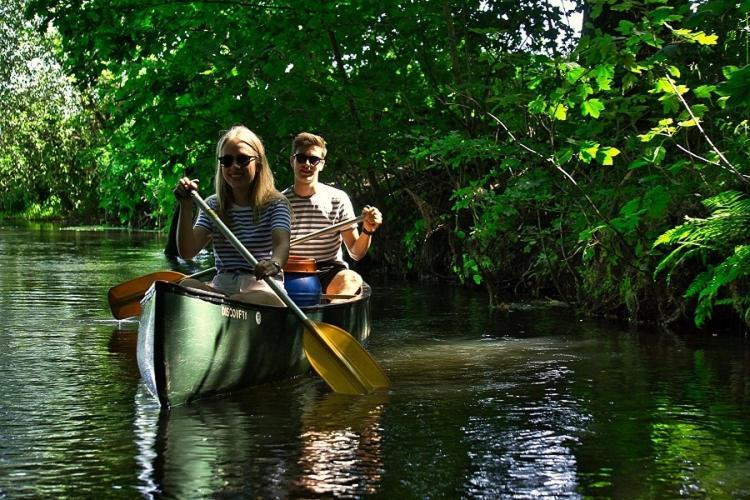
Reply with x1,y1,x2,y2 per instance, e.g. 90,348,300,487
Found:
342,206,382,261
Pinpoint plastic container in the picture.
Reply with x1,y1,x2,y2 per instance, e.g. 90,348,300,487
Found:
283,257,321,306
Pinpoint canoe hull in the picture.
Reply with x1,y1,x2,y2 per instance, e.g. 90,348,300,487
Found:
137,281,371,406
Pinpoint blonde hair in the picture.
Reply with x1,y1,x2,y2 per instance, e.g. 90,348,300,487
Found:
214,125,285,222
292,132,327,158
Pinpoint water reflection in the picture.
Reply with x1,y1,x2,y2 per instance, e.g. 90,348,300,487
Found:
294,391,387,497
134,381,387,498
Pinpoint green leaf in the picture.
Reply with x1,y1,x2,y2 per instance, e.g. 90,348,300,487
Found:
693,85,716,98
650,146,667,165
672,28,718,45
695,32,718,45
591,64,614,90
650,6,682,25
582,98,605,118
575,83,594,100
690,104,708,117
628,159,649,170
597,147,620,166
528,96,546,114
591,3,603,19
552,103,568,121
717,65,750,108
556,148,574,164
660,94,680,113
563,62,586,83
616,20,635,34
579,142,599,164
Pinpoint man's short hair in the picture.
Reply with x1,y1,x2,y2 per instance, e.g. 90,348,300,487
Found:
292,132,327,158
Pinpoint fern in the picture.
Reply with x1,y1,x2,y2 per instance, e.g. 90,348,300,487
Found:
654,191,750,326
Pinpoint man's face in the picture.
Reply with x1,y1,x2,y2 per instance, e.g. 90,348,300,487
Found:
291,145,325,185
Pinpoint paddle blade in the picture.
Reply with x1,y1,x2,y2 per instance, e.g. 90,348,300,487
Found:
108,271,186,319
303,320,390,395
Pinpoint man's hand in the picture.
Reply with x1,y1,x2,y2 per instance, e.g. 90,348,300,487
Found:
362,205,382,234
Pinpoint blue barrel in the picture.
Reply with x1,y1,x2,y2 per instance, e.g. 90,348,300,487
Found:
284,272,322,306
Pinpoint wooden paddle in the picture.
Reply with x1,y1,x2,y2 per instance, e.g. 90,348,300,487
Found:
107,215,364,319
108,268,215,320
190,190,389,395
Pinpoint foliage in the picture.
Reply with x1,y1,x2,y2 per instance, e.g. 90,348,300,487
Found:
12,0,750,327
0,0,99,217
655,191,750,326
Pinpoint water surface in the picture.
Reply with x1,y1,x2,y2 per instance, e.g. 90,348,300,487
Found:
1,222,749,498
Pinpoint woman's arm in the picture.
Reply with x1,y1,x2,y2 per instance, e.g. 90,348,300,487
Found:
174,177,211,259
254,228,290,279
271,228,290,268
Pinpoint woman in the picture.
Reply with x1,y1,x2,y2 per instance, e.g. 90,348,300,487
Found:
174,125,291,306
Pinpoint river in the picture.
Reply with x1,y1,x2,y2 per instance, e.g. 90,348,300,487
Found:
1,222,749,498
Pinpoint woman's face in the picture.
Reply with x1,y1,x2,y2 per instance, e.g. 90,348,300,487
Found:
220,137,258,193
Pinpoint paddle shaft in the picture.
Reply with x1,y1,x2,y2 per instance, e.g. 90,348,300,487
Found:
289,215,364,247
189,191,369,389
184,267,218,281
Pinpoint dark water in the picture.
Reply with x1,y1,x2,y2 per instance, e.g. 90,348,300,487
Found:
1,222,749,498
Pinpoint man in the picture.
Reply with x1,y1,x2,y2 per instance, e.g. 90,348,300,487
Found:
283,132,382,297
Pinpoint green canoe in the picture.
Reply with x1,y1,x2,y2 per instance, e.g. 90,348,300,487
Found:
137,280,372,406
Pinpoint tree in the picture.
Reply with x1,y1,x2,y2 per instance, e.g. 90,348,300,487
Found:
21,0,750,326
0,0,98,217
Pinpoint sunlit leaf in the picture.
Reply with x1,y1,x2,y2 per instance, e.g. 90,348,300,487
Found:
552,103,568,120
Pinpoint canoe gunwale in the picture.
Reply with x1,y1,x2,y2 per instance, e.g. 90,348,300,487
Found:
140,280,371,312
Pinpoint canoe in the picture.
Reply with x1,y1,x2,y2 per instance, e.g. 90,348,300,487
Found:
137,280,372,407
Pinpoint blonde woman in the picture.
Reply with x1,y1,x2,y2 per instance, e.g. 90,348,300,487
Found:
174,125,291,306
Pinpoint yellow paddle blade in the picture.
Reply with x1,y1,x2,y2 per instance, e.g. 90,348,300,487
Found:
108,271,186,319
303,320,390,395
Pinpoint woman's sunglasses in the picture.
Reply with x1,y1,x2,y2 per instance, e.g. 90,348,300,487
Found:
218,154,258,168
293,153,324,166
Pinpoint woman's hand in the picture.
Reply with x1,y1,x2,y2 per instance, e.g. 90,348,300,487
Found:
174,177,199,202
254,259,282,280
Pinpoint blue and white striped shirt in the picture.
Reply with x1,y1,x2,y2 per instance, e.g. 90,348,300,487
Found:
195,195,291,271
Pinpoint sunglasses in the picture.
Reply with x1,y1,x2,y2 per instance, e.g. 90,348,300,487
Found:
293,153,324,166
218,154,258,168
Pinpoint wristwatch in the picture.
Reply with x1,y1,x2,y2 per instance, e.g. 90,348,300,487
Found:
270,259,282,273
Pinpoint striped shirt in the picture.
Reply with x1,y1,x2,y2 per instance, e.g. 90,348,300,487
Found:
282,184,356,265
195,194,291,271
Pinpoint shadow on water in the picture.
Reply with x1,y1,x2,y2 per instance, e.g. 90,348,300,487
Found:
134,381,388,498
108,328,140,380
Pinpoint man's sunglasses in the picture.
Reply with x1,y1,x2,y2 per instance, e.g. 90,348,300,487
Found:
218,154,258,168
293,153,324,166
